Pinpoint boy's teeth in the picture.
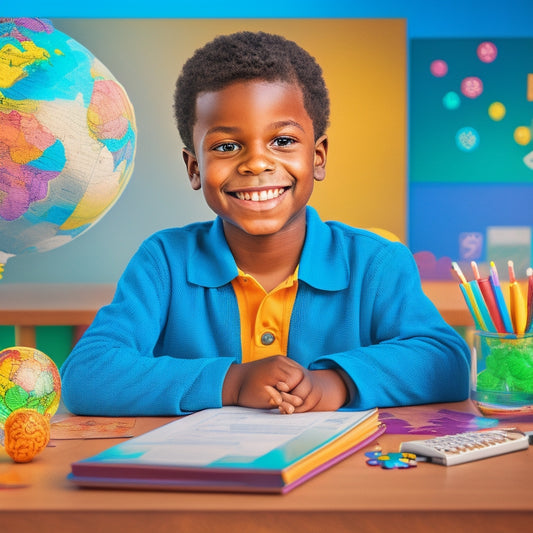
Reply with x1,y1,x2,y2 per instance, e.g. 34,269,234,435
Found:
235,188,285,201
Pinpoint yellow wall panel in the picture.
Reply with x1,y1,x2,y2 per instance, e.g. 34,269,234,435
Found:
160,18,407,239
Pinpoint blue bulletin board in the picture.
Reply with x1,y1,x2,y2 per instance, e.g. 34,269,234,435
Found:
409,38,533,280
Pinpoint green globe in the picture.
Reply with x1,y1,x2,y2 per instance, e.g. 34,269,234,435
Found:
0,346,61,429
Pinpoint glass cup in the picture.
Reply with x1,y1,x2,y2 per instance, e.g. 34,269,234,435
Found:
471,330,533,418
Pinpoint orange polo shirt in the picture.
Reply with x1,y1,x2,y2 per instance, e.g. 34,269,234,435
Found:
231,268,299,363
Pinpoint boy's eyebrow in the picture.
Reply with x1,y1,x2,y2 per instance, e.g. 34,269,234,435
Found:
271,120,305,132
206,120,305,137
205,126,239,136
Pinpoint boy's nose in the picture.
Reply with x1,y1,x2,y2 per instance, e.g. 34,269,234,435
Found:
237,147,275,175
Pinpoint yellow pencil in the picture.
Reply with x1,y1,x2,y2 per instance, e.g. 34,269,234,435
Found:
451,262,486,330
508,260,527,335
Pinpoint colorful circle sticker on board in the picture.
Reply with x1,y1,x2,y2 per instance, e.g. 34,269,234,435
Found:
430,59,448,77
443,91,461,110
488,102,506,121
477,41,498,63
456,127,480,152
461,76,483,99
514,126,531,146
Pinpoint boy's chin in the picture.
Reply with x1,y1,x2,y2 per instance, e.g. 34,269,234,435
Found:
220,206,308,239
223,218,294,238
233,223,284,237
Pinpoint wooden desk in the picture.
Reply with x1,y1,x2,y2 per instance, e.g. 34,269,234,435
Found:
0,281,471,349
1,401,531,532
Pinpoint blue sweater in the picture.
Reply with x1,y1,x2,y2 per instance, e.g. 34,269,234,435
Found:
60,207,470,415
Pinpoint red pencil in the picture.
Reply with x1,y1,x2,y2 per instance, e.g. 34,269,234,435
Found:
477,277,506,333
471,261,502,332
526,267,533,333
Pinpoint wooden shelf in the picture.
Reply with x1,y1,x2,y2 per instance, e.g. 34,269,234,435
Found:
0,281,473,347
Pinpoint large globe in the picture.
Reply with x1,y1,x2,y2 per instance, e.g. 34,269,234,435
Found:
0,18,136,269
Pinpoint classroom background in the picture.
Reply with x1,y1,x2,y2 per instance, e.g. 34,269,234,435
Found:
2,1,533,365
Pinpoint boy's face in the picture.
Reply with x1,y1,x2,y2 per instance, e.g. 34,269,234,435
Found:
183,80,327,238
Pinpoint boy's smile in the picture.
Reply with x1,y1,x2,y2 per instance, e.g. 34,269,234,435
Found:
183,80,327,240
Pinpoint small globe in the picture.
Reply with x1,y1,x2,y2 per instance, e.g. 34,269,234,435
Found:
0,346,61,429
0,18,136,268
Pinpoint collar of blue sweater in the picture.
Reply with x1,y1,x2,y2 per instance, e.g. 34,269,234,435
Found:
187,206,350,292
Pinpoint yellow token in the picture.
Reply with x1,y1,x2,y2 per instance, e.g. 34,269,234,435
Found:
488,102,506,121
514,126,531,145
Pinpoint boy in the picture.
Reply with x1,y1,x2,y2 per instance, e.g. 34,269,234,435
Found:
60,31,470,416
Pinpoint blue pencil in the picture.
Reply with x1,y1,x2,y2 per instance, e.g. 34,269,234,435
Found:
458,284,484,330
451,262,486,330
468,280,496,332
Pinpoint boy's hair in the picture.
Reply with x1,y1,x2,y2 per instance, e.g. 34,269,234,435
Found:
174,31,330,152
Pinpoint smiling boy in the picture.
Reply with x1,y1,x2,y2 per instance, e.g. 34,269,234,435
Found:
60,32,470,416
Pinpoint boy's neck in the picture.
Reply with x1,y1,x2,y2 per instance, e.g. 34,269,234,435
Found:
223,220,306,293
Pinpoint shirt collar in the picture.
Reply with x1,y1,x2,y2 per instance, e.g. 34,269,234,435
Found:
298,206,350,291
187,206,350,291
187,217,238,288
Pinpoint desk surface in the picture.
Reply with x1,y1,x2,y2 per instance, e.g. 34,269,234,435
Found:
1,401,531,532
0,281,472,326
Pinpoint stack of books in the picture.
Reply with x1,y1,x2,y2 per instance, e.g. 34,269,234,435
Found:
68,406,383,494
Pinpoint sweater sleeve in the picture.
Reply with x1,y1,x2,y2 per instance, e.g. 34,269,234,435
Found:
308,242,471,410
60,238,235,416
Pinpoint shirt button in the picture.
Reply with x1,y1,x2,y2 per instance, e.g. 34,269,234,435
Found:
261,332,275,345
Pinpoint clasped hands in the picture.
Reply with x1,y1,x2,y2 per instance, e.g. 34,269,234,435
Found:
222,355,348,414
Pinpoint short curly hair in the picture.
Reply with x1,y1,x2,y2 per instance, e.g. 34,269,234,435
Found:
173,31,330,152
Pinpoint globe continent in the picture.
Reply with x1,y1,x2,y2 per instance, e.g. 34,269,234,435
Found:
0,18,136,263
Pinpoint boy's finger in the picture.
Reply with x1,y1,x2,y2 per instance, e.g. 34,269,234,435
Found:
279,391,304,406
292,389,321,413
288,377,312,401
265,385,282,406
275,381,290,392
278,401,295,414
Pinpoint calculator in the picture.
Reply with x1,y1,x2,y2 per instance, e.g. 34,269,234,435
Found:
399,428,531,466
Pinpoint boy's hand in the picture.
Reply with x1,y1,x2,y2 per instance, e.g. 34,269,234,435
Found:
222,356,306,412
275,369,348,414
222,356,348,414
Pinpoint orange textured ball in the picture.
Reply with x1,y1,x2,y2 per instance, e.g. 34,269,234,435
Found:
4,408,50,463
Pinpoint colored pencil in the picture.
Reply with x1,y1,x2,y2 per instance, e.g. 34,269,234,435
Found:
451,262,486,330
470,261,481,281
508,260,527,335
488,261,514,334
472,262,506,333
525,267,533,333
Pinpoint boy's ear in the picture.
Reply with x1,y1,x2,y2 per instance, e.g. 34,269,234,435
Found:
182,149,201,190
313,135,328,182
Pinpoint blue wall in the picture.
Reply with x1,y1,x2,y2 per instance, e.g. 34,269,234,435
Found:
10,1,533,38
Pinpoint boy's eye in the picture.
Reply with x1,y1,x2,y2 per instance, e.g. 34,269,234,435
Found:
272,136,295,147
214,142,239,152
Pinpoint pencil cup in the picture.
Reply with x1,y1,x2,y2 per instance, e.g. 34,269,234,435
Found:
471,331,533,418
